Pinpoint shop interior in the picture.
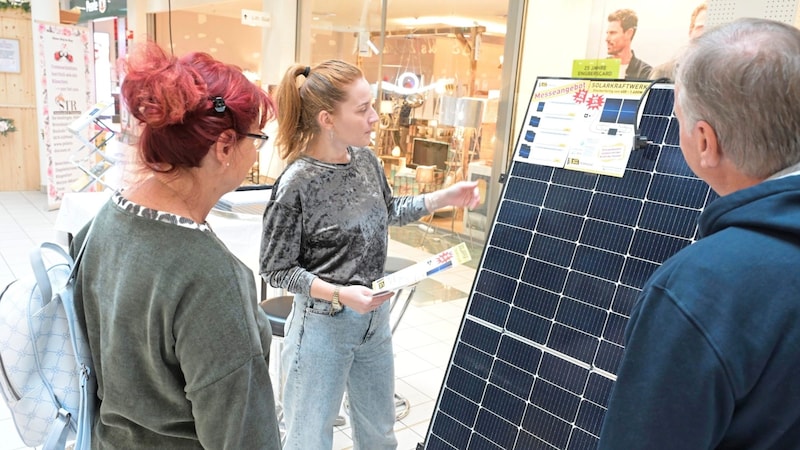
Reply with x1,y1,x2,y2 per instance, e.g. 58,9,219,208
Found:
151,0,510,242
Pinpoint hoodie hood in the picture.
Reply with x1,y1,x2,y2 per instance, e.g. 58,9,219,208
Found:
698,173,800,239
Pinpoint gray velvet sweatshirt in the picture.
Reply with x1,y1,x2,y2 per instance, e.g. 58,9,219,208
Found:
260,146,428,293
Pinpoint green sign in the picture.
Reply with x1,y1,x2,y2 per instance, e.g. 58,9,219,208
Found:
69,0,127,22
572,59,621,79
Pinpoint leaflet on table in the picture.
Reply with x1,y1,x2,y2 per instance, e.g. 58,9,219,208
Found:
372,242,472,294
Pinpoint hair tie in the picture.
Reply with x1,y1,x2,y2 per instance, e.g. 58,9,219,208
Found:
211,96,226,113
302,66,311,78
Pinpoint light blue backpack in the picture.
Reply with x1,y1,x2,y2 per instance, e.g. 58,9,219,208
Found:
0,237,96,450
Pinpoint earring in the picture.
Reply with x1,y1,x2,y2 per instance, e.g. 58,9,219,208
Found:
329,129,334,141
226,162,230,167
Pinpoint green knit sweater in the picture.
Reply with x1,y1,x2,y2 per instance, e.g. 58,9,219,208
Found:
71,195,281,449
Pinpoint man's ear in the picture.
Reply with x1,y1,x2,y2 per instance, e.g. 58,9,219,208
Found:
696,120,721,168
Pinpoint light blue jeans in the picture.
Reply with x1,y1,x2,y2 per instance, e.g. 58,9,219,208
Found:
282,294,397,450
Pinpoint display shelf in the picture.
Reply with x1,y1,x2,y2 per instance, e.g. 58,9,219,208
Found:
68,100,117,192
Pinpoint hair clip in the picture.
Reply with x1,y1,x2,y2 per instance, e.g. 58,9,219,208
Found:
211,96,226,113
302,66,311,78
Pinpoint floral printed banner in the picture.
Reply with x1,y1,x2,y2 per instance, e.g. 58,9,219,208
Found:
32,22,94,209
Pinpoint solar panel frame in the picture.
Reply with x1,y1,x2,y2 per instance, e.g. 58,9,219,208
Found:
421,78,717,450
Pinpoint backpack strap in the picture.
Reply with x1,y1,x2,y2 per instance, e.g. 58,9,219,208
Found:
31,219,97,450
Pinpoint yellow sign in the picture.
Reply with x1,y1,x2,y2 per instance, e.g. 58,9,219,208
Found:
572,59,621,79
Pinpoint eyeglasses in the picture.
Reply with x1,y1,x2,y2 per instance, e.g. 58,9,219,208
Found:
245,132,270,150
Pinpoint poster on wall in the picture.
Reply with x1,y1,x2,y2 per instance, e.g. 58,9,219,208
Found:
32,22,95,209
582,0,708,80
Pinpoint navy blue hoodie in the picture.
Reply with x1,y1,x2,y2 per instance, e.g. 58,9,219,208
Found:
599,173,800,449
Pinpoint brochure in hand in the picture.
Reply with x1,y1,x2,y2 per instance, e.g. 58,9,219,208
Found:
372,242,472,295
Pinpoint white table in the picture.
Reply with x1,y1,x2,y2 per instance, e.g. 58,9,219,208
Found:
54,190,280,300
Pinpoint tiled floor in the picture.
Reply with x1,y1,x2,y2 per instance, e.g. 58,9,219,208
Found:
0,190,481,450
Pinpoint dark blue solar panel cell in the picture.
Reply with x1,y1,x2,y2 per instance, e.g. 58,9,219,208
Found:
642,87,674,116
490,223,532,255
489,360,536,400
555,297,607,337
603,312,627,346
505,177,548,206
626,144,659,171
431,412,471,450
630,229,691,264
439,388,479,428
453,342,493,379
514,282,560,318
475,409,518,450
510,160,553,181
587,193,642,227
522,406,571,449
544,185,593,216
665,116,680,145
468,433,504,450
639,202,701,238
618,99,640,125
506,307,551,345
425,435,457,450
446,365,488,404
530,234,576,268
461,319,501,355
474,270,517,303
497,335,543,374
596,169,651,199
638,115,669,145
538,352,590,395
517,430,557,450
496,200,540,229
548,323,599,364
529,378,581,422
572,245,625,281
600,98,621,123
579,219,633,254
585,372,614,407
483,247,526,279
563,272,616,309
620,257,660,289
612,285,640,316
468,293,510,328
648,173,709,209
656,145,695,176
594,340,624,374
553,169,599,190
575,400,606,436
522,258,568,293
483,382,527,424
567,428,599,450
538,209,584,241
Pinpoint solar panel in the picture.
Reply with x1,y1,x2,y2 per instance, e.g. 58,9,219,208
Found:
422,78,718,450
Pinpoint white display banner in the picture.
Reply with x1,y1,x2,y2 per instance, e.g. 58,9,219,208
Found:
33,22,95,209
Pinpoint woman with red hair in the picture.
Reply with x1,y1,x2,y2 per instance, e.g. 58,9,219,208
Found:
70,42,281,449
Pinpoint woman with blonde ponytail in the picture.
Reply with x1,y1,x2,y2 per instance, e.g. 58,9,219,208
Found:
260,59,480,449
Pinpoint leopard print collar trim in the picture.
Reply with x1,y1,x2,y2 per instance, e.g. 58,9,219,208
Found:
112,191,212,232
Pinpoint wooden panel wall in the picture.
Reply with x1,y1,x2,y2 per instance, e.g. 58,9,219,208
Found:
0,8,38,191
